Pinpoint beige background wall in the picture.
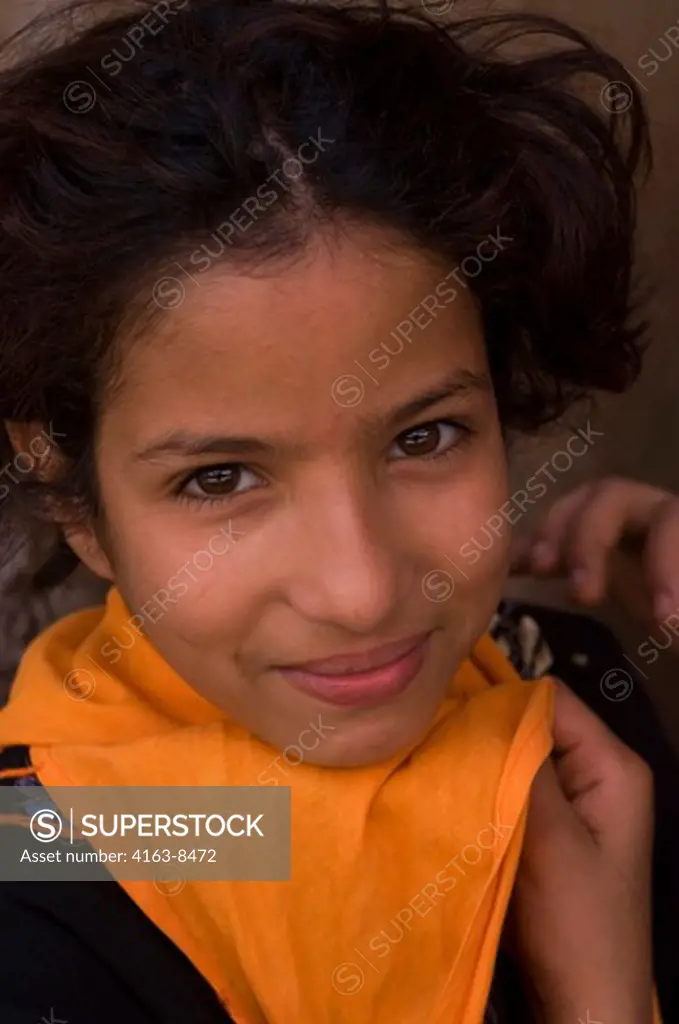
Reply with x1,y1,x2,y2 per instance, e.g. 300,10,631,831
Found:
507,0,679,494
1,0,43,36
2,0,678,735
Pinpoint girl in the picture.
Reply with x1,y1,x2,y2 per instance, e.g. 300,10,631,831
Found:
0,1,674,1021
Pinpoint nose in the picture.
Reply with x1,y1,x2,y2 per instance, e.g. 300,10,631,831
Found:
285,479,407,635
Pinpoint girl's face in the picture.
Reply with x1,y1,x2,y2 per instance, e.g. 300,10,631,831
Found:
79,225,510,766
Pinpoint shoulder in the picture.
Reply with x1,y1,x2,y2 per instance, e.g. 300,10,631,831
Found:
0,865,233,1023
0,751,232,1023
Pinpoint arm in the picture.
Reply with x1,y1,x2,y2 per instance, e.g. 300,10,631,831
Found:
511,682,656,1024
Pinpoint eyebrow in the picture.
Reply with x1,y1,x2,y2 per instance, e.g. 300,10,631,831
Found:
376,368,492,431
131,368,492,463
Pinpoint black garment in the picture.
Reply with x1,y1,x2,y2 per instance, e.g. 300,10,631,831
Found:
0,832,235,1024
1,601,677,1024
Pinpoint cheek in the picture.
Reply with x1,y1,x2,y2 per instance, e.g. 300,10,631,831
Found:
453,528,510,645
414,439,510,569
147,571,248,647
414,446,510,623
105,515,254,650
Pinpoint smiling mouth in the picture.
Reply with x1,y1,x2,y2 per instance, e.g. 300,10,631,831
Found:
277,632,433,708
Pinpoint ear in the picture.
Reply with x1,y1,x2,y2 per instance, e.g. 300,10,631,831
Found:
4,419,115,583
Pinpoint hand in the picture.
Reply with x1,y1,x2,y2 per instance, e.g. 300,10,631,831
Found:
511,681,654,1024
510,477,679,629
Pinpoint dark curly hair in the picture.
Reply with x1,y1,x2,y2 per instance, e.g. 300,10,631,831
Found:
0,0,651,590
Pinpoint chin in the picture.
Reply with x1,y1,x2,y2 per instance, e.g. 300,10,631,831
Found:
301,703,439,768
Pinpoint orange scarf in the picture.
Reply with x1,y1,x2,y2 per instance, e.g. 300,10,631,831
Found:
0,587,554,1023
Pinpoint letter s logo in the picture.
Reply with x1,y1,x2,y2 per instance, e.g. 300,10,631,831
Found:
30,808,64,842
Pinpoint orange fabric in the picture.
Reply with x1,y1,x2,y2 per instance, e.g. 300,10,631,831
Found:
0,765,40,781
0,587,555,1024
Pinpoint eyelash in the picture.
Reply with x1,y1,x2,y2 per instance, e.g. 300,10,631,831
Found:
174,418,474,508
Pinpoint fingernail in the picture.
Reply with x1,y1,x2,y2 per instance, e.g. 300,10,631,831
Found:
571,567,589,590
654,591,676,622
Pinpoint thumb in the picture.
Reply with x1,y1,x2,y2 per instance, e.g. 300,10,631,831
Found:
550,679,628,797
523,679,614,841
548,680,653,845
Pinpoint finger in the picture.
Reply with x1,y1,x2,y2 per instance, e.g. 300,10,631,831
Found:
550,679,623,790
643,496,679,621
518,756,581,869
564,479,670,606
510,481,593,577
549,680,652,839
508,533,534,575
523,755,572,838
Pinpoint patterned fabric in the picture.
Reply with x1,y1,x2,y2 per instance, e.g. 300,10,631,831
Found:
489,599,555,680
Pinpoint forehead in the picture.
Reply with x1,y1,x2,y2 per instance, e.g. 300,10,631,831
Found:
105,227,488,448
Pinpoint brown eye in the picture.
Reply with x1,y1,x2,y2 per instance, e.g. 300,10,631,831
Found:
391,420,463,460
181,463,262,502
193,466,241,494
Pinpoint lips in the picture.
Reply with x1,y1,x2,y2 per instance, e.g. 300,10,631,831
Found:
288,633,431,675
277,632,432,708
